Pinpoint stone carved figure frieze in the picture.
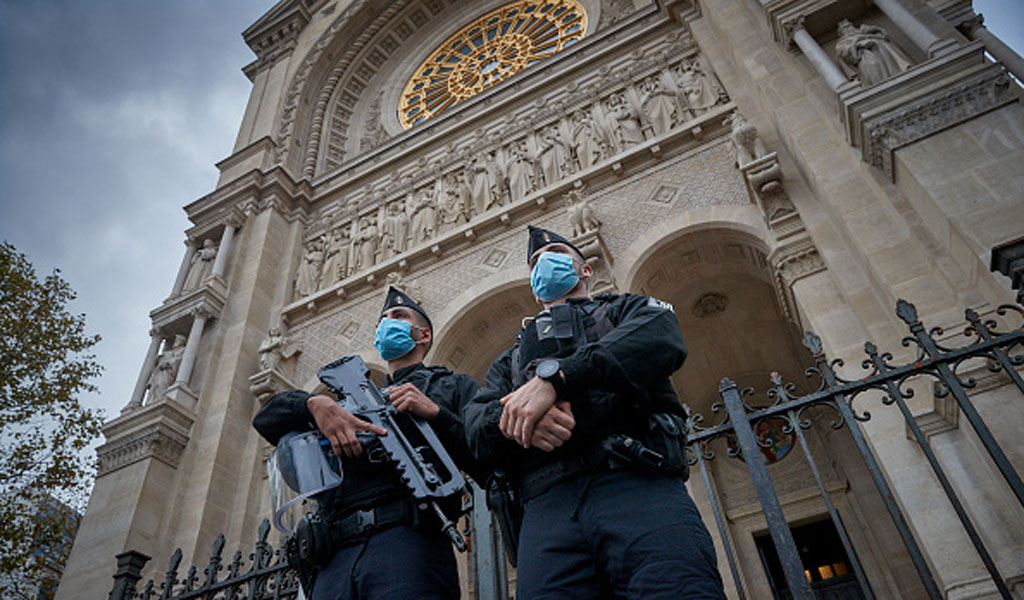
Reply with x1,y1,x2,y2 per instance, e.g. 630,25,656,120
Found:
360,90,388,153
319,227,350,289
354,216,379,272
294,237,324,299
642,72,680,136
183,239,218,291
381,200,410,260
290,55,733,302
537,124,571,186
572,109,600,170
147,334,186,404
440,173,471,227
506,142,536,203
608,92,646,149
835,20,912,87
675,61,720,117
410,184,439,245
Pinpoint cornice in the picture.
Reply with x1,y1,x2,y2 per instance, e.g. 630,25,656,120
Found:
150,277,227,333
242,0,316,79
97,400,195,475
184,166,314,233
841,42,1017,180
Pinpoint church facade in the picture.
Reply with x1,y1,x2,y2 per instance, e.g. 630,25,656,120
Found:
57,0,1024,598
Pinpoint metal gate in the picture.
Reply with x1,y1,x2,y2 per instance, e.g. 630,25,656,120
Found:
109,298,1024,600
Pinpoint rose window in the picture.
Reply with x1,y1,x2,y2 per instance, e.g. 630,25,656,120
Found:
399,0,586,129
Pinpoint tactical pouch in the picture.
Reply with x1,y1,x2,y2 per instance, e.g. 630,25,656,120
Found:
485,471,523,567
294,511,334,568
646,413,689,480
284,528,318,596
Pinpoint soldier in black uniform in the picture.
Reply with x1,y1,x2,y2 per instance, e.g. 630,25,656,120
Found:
253,287,484,600
464,225,725,599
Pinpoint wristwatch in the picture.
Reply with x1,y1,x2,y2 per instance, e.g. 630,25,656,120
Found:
536,359,567,398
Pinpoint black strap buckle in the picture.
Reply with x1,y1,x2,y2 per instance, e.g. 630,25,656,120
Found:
352,508,376,535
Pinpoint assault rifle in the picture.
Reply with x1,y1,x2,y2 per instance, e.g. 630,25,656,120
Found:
317,355,467,551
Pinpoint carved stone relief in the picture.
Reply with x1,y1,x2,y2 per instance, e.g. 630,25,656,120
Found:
288,49,731,303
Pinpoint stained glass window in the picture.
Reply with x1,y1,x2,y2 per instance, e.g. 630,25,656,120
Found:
399,0,587,129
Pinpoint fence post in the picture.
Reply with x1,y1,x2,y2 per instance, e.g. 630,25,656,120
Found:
720,378,814,600
109,550,151,600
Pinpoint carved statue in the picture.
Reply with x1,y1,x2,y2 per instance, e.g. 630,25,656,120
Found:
835,19,912,87
676,62,720,116
609,92,645,148
440,173,470,227
590,100,620,157
257,327,299,371
642,72,679,136
319,227,350,288
293,237,324,299
726,112,769,167
566,188,601,237
147,334,186,404
182,239,218,291
410,185,439,245
354,216,379,271
572,110,600,170
467,154,497,214
506,142,535,203
380,201,410,260
537,127,570,186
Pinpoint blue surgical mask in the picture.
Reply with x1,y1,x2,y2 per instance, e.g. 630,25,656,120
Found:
531,252,580,302
374,318,417,361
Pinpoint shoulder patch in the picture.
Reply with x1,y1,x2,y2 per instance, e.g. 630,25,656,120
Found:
647,297,675,312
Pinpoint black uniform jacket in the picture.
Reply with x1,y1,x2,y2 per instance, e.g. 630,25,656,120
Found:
253,362,487,515
463,293,687,476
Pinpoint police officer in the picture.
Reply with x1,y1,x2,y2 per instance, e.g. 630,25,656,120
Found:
253,286,484,600
464,225,726,599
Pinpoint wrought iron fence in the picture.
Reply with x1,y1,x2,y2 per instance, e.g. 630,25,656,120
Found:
109,520,298,600
688,299,1024,600
109,298,1024,600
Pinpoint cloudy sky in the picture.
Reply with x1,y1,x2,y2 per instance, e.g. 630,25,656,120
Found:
1,1,1022,447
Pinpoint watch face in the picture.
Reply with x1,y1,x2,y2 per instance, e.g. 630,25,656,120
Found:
537,360,559,379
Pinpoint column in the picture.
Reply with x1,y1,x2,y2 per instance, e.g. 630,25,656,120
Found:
211,220,239,279
873,0,952,57
789,19,850,91
126,331,163,410
174,309,210,387
170,241,197,297
960,15,1024,83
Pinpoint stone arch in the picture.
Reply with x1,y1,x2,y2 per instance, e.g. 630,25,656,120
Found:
430,268,536,382
627,217,911,599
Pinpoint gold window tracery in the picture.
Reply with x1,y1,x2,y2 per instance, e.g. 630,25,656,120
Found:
399,0,587,129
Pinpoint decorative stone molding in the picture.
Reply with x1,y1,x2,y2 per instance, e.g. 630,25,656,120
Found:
692,293,729,318
840,42,1018,180
185,166,313,238
249,369,298,405
769,236,826,324
242,0,316,79
97,401,195,476
150,276,227,334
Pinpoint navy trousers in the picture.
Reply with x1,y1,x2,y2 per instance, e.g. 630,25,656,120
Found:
311,525,459,600
516,470,725,600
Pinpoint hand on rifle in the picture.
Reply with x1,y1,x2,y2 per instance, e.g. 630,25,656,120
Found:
307,394,387,458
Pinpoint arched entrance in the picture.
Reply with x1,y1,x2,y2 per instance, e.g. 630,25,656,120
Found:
626,225,920,599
